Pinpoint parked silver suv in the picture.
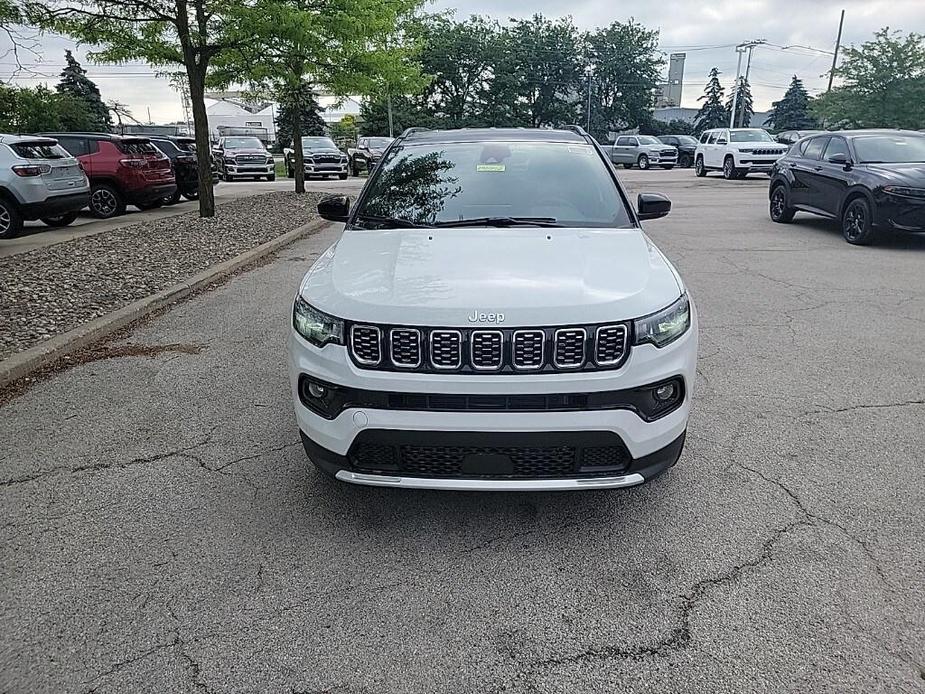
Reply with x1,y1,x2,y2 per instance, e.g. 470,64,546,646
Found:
609,135,678,170
0,134,89,239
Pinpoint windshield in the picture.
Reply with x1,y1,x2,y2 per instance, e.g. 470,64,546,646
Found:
729,130,775,143
367,138,393,148
637,136,662,145
225,137,263,149
302,137,337,149
355,141,633,229
854,135,925,163
675,136,698,145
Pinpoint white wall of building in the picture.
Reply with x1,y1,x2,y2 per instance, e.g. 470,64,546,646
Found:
205,96,363,142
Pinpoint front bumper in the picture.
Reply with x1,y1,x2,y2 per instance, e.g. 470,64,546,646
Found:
304,161,348,175
226,163,274,174
735,156,783,171
288,308,698,490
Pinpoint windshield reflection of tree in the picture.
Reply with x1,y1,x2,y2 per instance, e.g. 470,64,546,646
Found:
363,150,460,225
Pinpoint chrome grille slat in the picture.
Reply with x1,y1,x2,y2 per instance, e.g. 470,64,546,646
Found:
595,325,628,366
470,330,503,370
350,325,381,365
554,328,586,369
389,328,421,368
430,330,462,369
512,330,544,370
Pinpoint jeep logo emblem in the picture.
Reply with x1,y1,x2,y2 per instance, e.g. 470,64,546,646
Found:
468,310,505,324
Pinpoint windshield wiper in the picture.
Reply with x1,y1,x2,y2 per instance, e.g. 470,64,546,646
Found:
354,214,425,229
433,216,561,228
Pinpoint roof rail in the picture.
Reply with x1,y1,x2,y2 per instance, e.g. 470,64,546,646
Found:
562,124,590,137
400,127,431,138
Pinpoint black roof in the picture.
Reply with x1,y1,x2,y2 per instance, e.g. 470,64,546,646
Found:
402,127,587,144
825,129,924,138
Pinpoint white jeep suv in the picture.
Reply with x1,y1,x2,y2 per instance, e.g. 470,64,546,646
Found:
695,128,788,179
289,127,698,491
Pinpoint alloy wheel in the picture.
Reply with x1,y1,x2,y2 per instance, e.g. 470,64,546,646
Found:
724,158,734,179
771,189,785,219
91,188,117,216
0,205,10,236
844,203,865,241
638,155,649,170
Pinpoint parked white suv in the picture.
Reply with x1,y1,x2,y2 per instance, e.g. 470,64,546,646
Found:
0,134,89,239
289,127,698,491
694,128,788,179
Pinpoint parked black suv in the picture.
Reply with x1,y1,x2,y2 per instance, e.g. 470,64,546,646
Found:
657,135,699,168
147,135,218,204
769,129,925,245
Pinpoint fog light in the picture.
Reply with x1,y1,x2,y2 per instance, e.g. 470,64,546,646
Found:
654,383,677,402
308,382,327,399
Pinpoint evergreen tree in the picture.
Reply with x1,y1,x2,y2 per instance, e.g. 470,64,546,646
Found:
725,77,753,127
694,67,727,133
767,75,818,130
56,50,111,131
274,85,326,149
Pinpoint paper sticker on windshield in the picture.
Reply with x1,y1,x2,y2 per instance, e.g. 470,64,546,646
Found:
568,146,592,155
476,163,506,172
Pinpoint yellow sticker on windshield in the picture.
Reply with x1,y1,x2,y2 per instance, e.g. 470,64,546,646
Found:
476,163,506,172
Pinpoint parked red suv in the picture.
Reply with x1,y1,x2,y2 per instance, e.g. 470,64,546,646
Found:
38,133,177,218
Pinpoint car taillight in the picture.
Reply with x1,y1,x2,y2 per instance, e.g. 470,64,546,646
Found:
12,163,52,177
119,158,147,168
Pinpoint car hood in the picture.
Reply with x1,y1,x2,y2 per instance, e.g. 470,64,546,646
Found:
731,142,786,151
299,227,683,326
643,144,675,151
228,148,268,155
305,147,342,155
864,163,925,185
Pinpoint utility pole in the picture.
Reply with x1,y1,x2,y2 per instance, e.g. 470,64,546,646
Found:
737,44,756,127
387,91,394,138
585,66,593,131
827,9,845,93
729,40,765,128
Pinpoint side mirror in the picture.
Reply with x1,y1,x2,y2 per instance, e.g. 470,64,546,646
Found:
828,152,852,167
318,195,350,222
716,139,728,145
637,193,671,221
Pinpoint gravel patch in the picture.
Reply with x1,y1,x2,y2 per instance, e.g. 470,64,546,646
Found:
0,191,324,360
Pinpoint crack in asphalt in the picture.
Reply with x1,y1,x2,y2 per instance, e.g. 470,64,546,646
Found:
800,400,925,417
82,635,180,692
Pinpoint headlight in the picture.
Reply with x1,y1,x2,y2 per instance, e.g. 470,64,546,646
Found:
739,148,754,153
633,294,690,348
293,296,344,347
883,186,925,199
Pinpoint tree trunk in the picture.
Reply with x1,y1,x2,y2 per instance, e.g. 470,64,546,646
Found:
292,112,305,194
187,65,216,218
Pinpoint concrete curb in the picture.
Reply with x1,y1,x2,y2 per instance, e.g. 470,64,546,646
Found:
0,218,329,389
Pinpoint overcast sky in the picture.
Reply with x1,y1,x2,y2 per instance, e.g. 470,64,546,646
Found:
5,0,923,123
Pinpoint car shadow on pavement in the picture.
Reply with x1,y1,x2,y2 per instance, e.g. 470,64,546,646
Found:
786,217,925,250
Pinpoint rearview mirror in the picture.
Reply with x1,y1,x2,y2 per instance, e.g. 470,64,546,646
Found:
637,193,671,221
318,195,350,222
828,152,852,167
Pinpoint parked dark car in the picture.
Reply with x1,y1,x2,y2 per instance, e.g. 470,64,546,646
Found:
657,135,699,168
347,136,394,176
40,132,176,218
147,135,218,204
769,129,925,245
776,129,823,145
212,136,275,181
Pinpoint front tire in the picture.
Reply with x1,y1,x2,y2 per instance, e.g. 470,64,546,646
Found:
41,211,80,227
286,159,294,178
679,153,693,168
267,173,276,182
89,184,126,219
694,156,706,177
0,197,23,239
769,185,795,223
842,197,878,245
163,188,182,205
637,154,650,170
723,156,738,180
338,173,348,180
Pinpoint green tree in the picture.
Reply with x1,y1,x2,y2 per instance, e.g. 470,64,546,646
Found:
360,93,430,135
586,19,663,140
274,85,325,149
329,115,359,147
507,15,582,128
220,0,424,192
725,77,753,128
812,28,925,129
0,83,98,132
56,50,112,130
694,67,727,133
766,76,817,131
30,0,254,218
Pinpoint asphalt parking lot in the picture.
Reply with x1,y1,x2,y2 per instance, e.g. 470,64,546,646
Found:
2,168,924,693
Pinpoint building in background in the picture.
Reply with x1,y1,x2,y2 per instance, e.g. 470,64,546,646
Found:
655,53,686,108
653,107,772,128
203,94,362,143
